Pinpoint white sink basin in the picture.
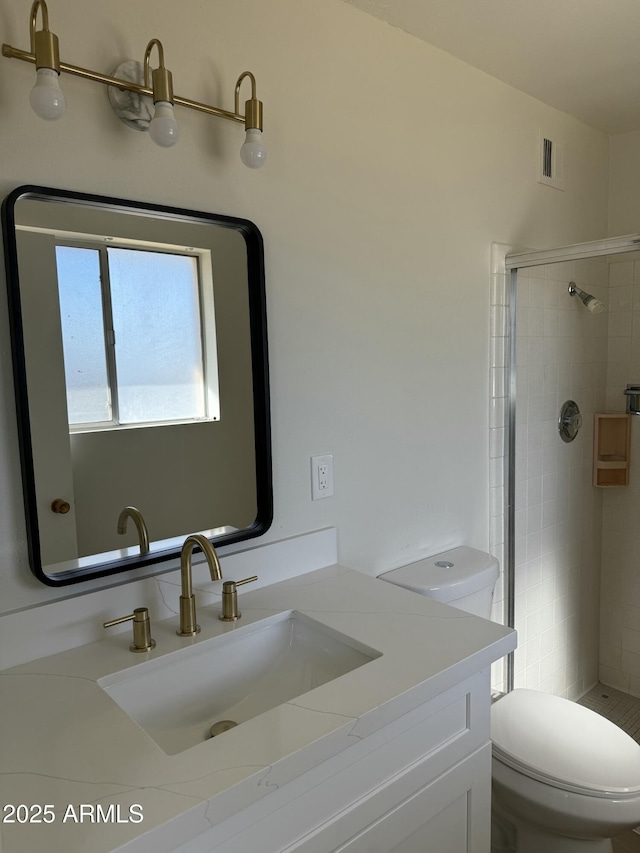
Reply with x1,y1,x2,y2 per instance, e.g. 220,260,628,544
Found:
99,610,381,755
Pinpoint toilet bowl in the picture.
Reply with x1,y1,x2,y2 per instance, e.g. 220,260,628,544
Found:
491,688,640,853
378,546,640,852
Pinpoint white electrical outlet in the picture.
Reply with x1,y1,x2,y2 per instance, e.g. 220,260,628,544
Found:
311,454,334,500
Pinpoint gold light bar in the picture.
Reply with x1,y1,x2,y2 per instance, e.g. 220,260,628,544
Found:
3,0,266,164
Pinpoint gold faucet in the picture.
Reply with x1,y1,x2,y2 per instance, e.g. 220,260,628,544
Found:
178,534,223,637
117,506,150,554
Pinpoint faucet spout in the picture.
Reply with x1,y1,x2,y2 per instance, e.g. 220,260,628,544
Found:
117,506,150,554
178,534,223,636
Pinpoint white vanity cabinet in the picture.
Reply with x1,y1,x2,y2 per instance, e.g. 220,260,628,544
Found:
178,669,492,853
319,746,490,853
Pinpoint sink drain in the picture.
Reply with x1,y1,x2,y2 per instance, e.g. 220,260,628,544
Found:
209,720,238,738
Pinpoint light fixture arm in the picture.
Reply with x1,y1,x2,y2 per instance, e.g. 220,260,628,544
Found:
235,71,263,131
29,0,60,72
2,3,264,131
144,38,173,105
30,0,49,50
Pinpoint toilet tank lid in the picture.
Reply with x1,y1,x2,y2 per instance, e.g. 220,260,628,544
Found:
378,546,499,603
492,689,640,797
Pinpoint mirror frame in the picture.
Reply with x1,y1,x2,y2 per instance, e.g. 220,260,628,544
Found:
2,185,272,586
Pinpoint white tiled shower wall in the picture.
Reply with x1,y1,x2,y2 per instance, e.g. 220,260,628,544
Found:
600,258,640,697
490,251,608,699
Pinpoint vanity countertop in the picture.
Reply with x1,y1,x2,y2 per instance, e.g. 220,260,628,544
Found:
0,565,515,853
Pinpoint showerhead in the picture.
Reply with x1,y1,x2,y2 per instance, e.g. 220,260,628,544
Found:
568,282,605,315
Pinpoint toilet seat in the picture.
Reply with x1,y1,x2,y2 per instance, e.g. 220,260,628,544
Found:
493,747,640,799
491,689,640,799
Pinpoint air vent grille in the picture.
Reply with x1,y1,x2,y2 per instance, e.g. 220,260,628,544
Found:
543,137,553,178
538,131,564,190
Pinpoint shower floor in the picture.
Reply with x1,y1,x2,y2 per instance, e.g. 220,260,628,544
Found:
578,684,640,852
578,683,640,744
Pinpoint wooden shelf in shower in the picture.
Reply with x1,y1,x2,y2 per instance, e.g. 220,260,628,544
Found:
593,413,631,487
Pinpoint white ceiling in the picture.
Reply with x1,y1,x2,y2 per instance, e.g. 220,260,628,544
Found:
340,0,640,135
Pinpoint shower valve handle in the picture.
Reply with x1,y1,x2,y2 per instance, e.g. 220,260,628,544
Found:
559,400,582,443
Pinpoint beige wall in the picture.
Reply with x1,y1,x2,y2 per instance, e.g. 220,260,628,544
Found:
0,0,609,612
608,130,640,237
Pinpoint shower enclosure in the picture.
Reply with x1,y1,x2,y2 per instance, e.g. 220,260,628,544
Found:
490,234,640,699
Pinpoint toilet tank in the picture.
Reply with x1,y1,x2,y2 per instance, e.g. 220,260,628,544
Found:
378,546,499,619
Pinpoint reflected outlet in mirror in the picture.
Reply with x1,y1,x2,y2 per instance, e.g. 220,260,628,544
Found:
98,611,382,755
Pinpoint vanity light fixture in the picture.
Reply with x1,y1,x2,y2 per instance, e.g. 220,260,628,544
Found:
26,0,65,120
144,39,179,148
3,0,267,167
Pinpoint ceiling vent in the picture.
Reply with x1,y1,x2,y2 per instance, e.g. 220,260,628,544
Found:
537,131,564,190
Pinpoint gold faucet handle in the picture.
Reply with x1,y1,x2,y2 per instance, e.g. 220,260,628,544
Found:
104,607,156,653
235,575,258,589
219,575,258,622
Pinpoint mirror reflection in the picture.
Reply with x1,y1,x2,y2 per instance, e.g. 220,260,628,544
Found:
2,186,272,586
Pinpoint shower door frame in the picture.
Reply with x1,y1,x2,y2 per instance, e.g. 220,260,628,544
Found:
502,233,640,691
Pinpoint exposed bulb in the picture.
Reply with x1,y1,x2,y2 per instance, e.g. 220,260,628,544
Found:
240,128,267,169
29,68,66,121
148,101,180,147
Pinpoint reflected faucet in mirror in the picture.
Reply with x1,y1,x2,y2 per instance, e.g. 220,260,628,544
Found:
178,534,223,637
117,506,150,555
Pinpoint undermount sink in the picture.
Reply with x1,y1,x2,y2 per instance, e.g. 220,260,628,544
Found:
99,610,381,755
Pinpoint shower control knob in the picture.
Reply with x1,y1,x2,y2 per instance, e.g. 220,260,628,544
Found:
559,400,582,443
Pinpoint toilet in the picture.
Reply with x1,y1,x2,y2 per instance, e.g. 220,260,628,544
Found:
378,546,640,853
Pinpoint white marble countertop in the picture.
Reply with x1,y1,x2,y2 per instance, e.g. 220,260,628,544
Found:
0,565,515,853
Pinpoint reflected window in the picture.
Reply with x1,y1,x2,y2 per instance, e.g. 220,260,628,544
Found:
55,243,219,430
56,246,110,424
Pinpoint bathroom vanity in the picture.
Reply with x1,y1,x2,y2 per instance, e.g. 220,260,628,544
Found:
0,537,515,853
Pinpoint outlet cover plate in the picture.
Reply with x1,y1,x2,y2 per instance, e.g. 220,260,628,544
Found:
311,454,334,500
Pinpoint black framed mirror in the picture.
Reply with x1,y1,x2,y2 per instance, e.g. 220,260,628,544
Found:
2,186,272,586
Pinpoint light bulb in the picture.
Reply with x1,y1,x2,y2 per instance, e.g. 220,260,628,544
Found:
240,128,267,169
29,68,66,121
148,101,180,147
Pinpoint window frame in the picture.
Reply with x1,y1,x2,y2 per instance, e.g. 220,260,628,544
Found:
54,233,221,433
